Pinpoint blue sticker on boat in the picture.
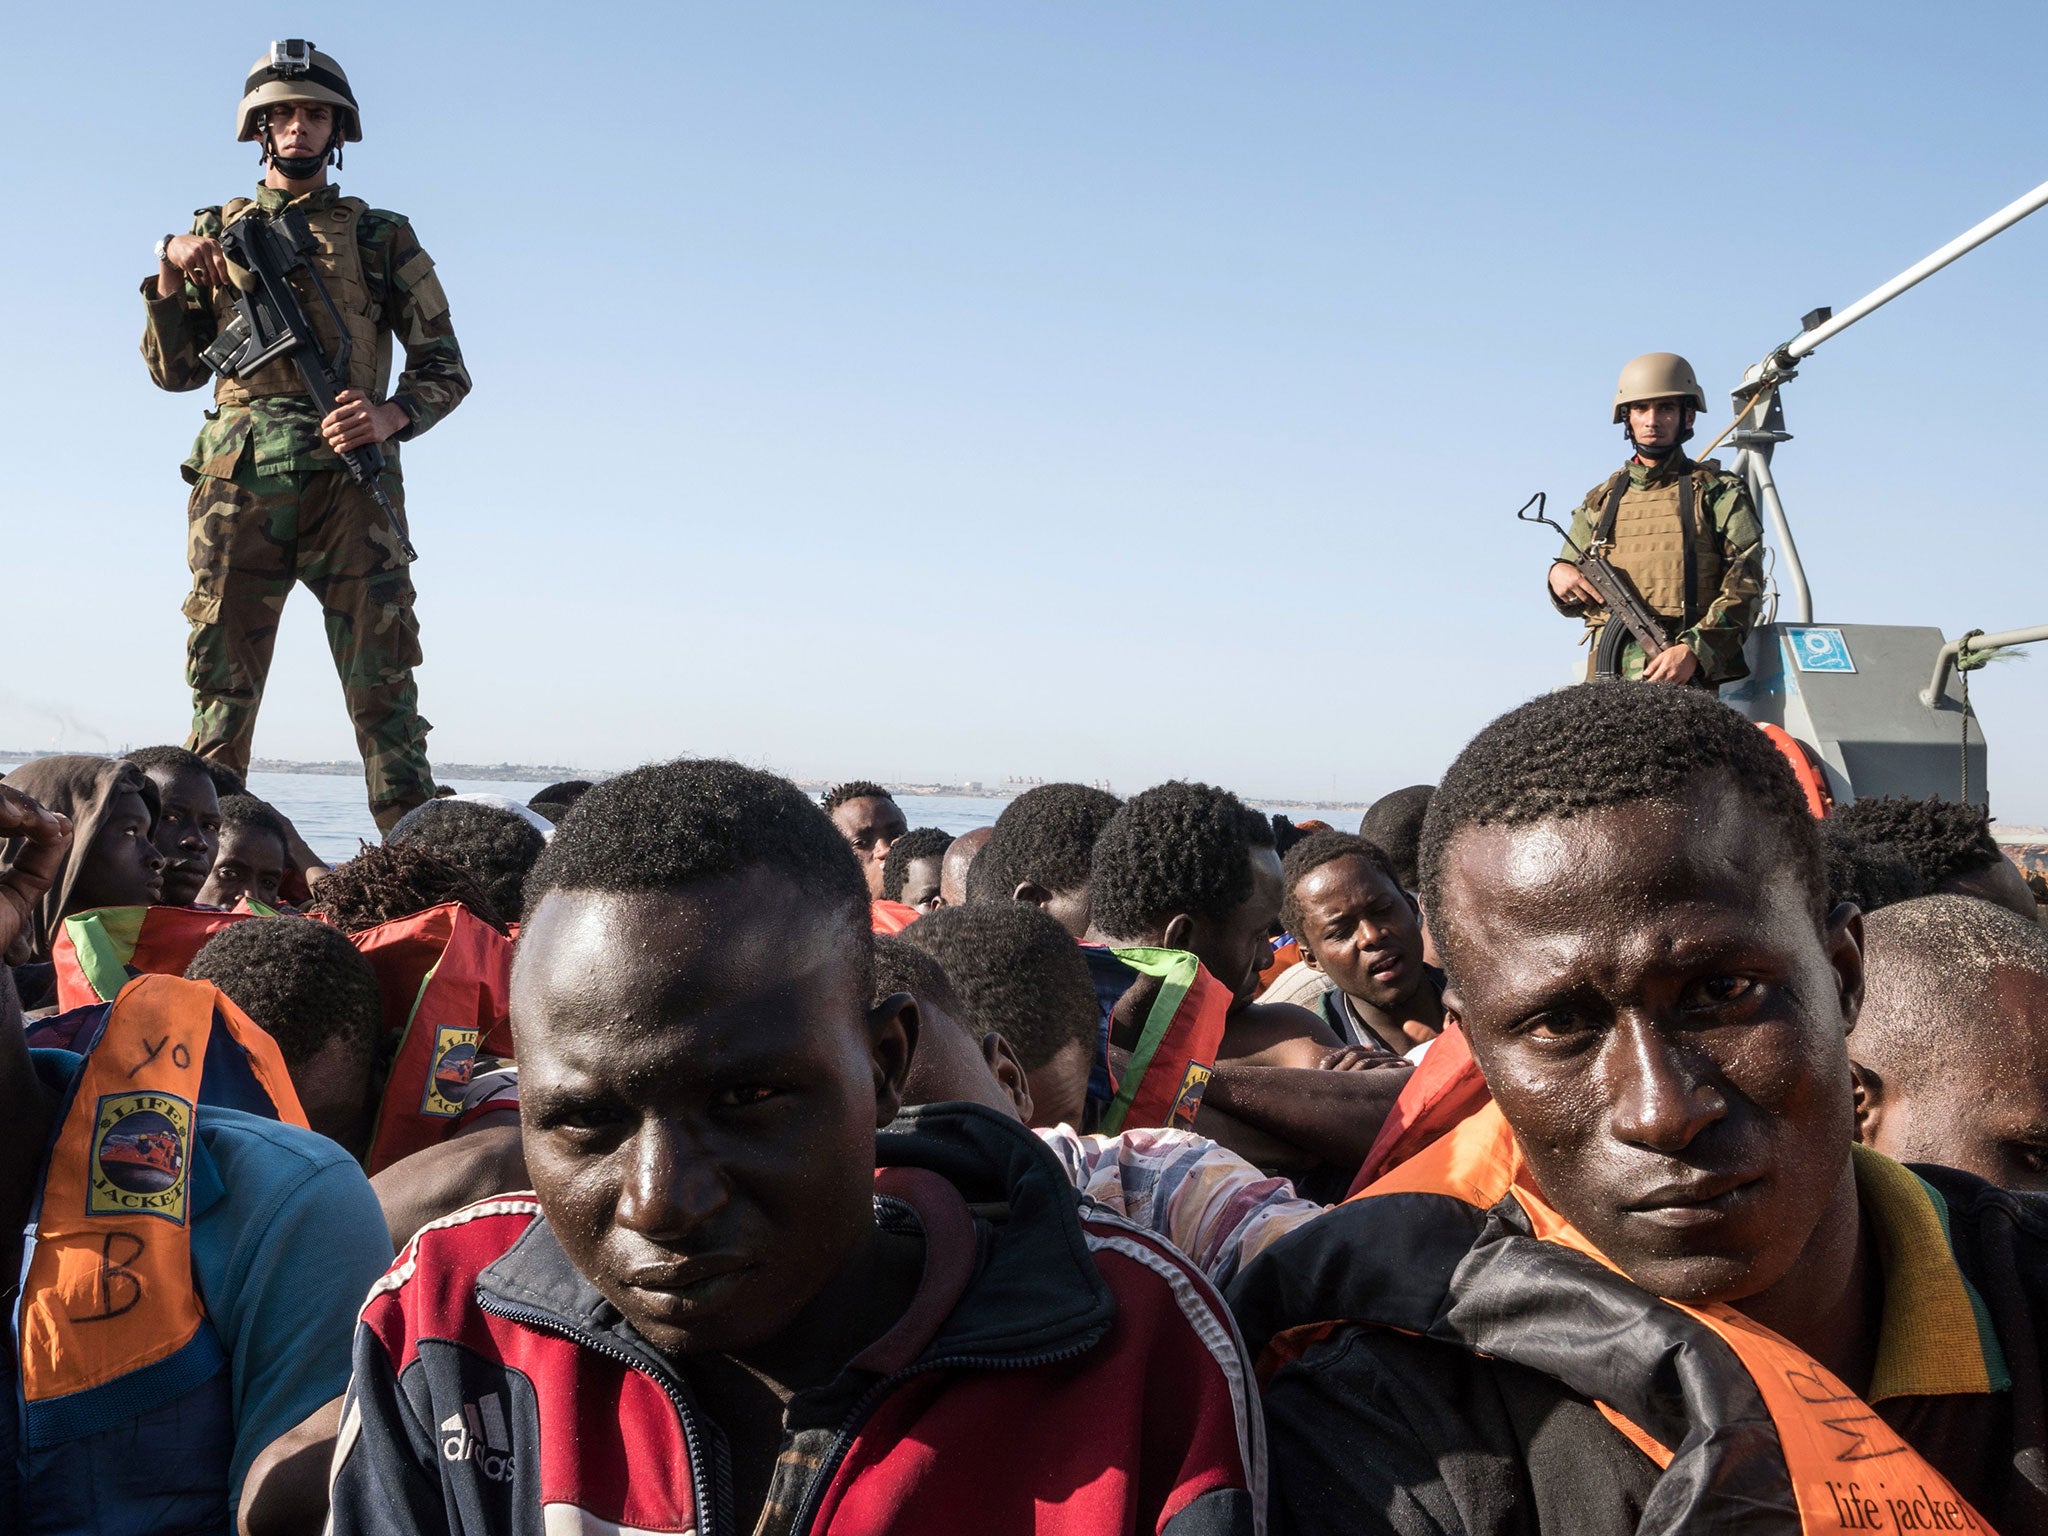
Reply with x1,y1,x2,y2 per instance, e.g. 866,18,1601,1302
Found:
1786,628,1855,674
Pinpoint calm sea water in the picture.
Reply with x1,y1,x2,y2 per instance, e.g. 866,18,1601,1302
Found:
1,762,1360,865
260,779,1366,865
251,777,1031,865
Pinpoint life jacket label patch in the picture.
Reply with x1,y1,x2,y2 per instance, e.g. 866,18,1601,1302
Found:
1169,1061,1214,1130
88,1092,194,1224
421,1026,480,1118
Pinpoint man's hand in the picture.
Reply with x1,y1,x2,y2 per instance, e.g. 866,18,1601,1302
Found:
160,233,229,295
0,786,72,961
273,809,331,888
1319,1045,1409,1072
320,390,408,455
1642,642,1700,685
1548,561,1601,606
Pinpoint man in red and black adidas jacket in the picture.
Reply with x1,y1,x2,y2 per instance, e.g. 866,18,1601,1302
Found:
330,759,1261,1536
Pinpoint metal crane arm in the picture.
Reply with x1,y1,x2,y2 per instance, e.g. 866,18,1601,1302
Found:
1921,624,2048,708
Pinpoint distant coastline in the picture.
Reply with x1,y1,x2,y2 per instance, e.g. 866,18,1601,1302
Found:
0,749,1373,816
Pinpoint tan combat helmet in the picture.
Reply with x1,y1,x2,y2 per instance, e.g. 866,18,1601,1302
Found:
236,40,362,143
1611,352,1707,422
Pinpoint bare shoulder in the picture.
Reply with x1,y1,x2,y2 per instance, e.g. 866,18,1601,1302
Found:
369,1114,528,1252
1221,1001,1339,1066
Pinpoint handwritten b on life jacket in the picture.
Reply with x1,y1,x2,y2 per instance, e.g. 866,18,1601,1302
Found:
73,1232,146,1325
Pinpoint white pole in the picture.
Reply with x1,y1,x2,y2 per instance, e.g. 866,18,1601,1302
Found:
1785,177,2048,360
1740,450,1812,624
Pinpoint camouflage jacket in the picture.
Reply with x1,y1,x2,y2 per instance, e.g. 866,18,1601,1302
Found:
140,183,471,483
1550,452,1764,683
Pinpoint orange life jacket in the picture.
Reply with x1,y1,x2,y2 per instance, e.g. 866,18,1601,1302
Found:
1344,1019,1491,1194
348,903,516,1174
1350,1104,1995,1534
870,899,921,935
19,975,306,1420
1094,947,1231,1134
51,904,270,1011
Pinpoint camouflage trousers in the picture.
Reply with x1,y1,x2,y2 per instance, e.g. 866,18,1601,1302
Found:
182,457,433,831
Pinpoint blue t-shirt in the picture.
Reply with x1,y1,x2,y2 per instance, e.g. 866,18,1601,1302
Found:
4,1049,394,1530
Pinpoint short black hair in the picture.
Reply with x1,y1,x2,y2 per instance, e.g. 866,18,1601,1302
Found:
1360,785,1434,891
126,745,245,799
1088,781,1274,940
125,745,213,783
1831,795,2005,892
1418,683,1824,949
528,780,594,823
871,933,969,1025
305,841,508,934
1857,894,2048,1082
388,800,546,923
903,904,1098,1072
1269,815,1313,859
821,780,895,815
974,783,1123,904
186,916,383,1074
1820,822,1924,915
530,779,593,808
1280,830,1403,939
526,759,871,989
217,793,291,857
881,827,954,901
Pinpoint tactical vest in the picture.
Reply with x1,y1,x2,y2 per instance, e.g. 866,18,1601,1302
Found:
1590,459,1728,629
211,195,387,408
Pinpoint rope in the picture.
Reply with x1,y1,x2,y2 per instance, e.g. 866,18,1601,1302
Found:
1691,378,1779,465
1956,628,1986,805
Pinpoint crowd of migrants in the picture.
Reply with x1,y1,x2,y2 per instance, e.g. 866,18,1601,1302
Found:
4,685,2048,1534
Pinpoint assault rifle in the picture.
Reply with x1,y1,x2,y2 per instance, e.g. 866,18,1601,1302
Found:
1516,492,1669,676
200,208,415,558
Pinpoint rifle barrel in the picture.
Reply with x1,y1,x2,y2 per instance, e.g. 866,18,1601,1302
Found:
1784,175,2048,361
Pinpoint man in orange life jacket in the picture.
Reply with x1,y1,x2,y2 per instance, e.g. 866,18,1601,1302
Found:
0,783,392,1534
1229,682,2048,1535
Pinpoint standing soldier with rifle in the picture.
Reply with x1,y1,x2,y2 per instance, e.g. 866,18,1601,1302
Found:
1545,353,1762,689
142,41,468,830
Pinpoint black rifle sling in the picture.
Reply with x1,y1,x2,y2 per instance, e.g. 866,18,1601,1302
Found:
1593,471,1628,544
1590,471,1632,676
1674,472,1699,629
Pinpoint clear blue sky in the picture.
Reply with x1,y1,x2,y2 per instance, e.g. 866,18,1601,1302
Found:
7,4,2046,816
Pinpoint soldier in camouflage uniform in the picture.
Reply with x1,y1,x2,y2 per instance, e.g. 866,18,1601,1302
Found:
1547,352,1763,690
141,42,469,830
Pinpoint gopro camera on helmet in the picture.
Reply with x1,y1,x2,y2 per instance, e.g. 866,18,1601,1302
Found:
270,39,313,77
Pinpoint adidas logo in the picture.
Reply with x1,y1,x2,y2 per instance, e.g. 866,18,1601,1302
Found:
440,1393,516,1483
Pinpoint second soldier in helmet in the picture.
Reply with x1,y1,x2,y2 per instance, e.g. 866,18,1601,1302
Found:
1547,352,1763,688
